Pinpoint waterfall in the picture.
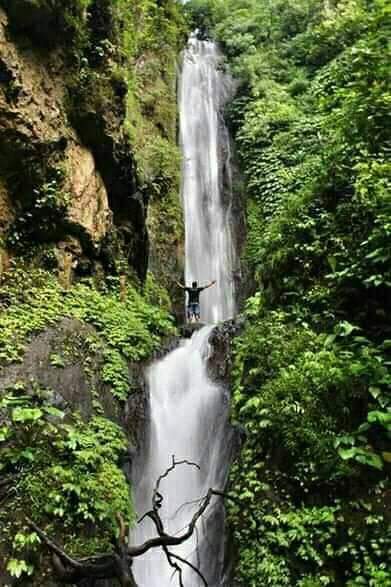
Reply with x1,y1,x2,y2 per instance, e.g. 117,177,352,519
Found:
132,36,236,586
132,328,234,586
180,36,236,323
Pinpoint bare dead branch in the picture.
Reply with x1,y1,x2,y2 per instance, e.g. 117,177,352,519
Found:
117,512,127,543
129,487,219,558
132,458,226,586
26,458,230,587
169,552,208,587
163,545,185,587
26,518,125,584
152,455,200,512
26,517,84,570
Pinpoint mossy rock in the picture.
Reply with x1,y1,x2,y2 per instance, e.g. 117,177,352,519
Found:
2,0,87,47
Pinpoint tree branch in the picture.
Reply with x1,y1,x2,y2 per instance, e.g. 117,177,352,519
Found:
26,518,118,581
26,458,230,587
132,457,221,586
26,517,84,570
129,487,218,558
169,552,208,587
152,455,200,512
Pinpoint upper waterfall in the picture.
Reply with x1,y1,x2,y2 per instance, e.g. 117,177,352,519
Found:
179,36,236,323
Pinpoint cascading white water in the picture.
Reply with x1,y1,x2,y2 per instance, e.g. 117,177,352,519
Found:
132,327,233,586
132,36,236,586
180,36,236,323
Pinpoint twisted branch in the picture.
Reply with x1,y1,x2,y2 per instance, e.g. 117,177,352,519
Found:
26,457,228,586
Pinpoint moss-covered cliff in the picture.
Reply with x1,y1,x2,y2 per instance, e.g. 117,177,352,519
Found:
0,1,187,584
0,0,186,288
0,265,177,585
185,1,390,585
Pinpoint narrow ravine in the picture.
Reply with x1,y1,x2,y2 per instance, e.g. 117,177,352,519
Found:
132,36,236,586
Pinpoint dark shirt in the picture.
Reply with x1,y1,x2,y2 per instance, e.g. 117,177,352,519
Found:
185,286,205,305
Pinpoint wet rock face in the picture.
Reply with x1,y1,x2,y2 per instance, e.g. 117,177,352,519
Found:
0,316,150,446
1,0,77,48
207,320,246,587
0,317,122,422
179,321,205,338
207,318,244,385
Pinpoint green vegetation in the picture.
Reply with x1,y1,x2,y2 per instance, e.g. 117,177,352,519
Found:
64,0,186,189
0,384,132,579
123,1,187,293
0,265,175,398
0,2,186,582
65,0,187,289
185,0,390,584
0,262,176,581
7,169,71,252
1,0,390,584
230,308,390,585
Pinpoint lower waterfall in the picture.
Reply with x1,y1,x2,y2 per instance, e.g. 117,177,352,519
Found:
132,327,234,586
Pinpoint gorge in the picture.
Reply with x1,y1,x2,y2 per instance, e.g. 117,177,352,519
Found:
0,1,389,586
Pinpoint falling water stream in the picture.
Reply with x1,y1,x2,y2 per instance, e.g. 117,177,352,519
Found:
132,37,236,586
180,37,236,324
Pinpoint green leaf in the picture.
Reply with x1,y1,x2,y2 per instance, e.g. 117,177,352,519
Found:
12,407,43,423
367,410,391,431
338,321,359,337
369,386,381,400
354,451,383,471
6,558,33,578
338,447,357,460
44,406,65,419
327,255,337,273
0,425,11,442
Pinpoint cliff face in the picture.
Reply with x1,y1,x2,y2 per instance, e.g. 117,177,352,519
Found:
0,2,187,584
0,7,141,280
0,0,186,287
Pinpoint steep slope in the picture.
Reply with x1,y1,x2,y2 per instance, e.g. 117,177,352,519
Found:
0,0,186,287
0,1,186,584
186,0,390,585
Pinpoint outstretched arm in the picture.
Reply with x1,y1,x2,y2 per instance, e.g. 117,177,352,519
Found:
204,280,217,289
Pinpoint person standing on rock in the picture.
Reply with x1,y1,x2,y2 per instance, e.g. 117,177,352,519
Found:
176,279,216,322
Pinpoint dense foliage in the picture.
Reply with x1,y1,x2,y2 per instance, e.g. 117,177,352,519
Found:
1,386,132,579
0,263,175,582
186,0,390,585
0,265,175,398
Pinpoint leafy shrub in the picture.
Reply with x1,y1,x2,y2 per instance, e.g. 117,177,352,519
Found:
0,266,176,398
185,0,391,583
0,387,134,577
